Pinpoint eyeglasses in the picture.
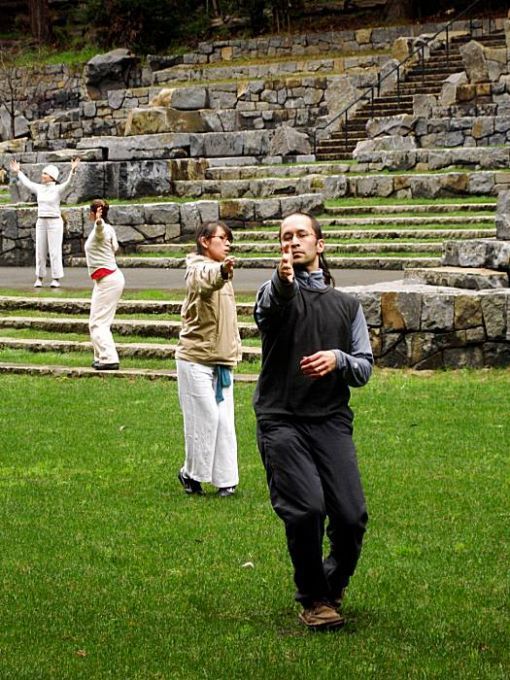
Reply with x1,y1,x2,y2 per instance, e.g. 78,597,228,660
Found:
281,230,316,243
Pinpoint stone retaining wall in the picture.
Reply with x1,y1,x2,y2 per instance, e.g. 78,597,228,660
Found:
148,17,502,67
346,281,510,369
0,64,82,141
27,67,381,149
152,53,390,85
0,193,323,265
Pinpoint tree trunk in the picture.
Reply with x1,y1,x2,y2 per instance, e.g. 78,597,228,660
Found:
384,0,415,22
210,0,222,18
28,0,52,42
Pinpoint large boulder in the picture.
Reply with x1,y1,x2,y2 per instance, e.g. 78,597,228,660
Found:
149,87,209,110
84,49,141,100
366,114,415,138
353,135,416,161
124,107,209,135
269,126,311,157
440,71,468,107
459,41,490,83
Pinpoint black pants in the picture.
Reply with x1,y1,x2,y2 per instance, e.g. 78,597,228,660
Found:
257,416,368,607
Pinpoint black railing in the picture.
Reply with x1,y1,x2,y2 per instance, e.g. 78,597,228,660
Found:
314,0,493,155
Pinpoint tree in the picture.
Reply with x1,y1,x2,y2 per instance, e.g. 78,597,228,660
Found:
28,0,52,43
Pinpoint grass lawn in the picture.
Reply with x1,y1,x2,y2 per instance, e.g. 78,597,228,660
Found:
0,370,508,679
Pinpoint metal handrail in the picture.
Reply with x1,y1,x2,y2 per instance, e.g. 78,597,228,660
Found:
314,0,490,154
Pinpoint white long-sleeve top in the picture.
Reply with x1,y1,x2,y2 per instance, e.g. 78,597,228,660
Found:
84,218,119,276
17,170,75,218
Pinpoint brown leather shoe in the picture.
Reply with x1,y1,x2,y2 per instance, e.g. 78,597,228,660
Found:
299,602,346,631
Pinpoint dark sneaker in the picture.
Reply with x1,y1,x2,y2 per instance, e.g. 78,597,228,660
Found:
91,361,99,369
217,486,236,497
95,363,120,371
178,470,204,495
299,602,345,631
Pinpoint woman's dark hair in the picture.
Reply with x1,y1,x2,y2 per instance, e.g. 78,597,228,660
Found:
195,220,233,255
279,212,335,287
90,198,109,221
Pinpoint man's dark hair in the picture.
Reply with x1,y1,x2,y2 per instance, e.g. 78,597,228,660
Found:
90,198,109,220
195,221,233,255
279,212,335,287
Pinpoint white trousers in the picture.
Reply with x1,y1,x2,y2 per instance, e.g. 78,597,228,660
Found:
177,359,239,488
89,269,125,364
35,217,64,280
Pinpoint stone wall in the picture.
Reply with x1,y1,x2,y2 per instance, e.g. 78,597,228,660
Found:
0,193,323,265
148,17,503,67
27,66,383,149
0,64,82,141
346,281,510,369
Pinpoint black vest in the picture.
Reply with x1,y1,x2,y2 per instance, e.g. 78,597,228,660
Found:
254,285,359,420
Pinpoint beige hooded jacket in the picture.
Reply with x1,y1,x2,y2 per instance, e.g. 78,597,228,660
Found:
175,253,242,367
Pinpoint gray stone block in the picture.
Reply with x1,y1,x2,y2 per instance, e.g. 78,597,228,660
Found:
496,190,510,240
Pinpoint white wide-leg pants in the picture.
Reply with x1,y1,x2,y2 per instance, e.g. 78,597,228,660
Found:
89,269,125,364
35,217,64,280
177,358,239,489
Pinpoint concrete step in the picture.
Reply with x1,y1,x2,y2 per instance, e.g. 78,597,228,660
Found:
0,362,259,382
0,316,259,339
0,336,261,362
403,266,509,290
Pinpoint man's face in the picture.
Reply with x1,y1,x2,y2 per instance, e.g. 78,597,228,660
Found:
280,214,324,272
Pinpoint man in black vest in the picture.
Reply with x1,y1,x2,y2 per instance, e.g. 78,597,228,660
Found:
253,212,373,630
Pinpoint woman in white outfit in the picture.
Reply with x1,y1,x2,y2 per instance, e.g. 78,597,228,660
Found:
9,157,80,288
175,221,242,497
84,199,125,371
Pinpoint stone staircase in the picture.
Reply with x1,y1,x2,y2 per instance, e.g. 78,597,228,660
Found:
316,32,508,160
57,194,495,272
0,294,261,381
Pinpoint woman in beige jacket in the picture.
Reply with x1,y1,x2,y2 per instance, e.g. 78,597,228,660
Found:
175,221,242,497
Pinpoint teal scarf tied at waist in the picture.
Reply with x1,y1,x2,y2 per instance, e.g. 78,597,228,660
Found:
214,365,231,403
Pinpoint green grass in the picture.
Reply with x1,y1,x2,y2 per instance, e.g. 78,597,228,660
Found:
325,196,498,207
12,45,99,67
0,328,175,344
0,370,508,679
0,348,260,373
0,289,257,304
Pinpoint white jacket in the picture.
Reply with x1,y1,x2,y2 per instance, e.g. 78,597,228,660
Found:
17,170,75,218
84,218,119,276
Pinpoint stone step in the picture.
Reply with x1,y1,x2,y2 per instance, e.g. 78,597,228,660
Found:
152,53,391,85
315,152,353,161
403,266,509,290
0,296,254,316
317,215,495,226
70,255,441,270
0,336,261,362
0,316,259,339
0,362,259,382
235,228,495,240
325,202,496,215
205,162,351,180
442,238,510,271
136,241,442,255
